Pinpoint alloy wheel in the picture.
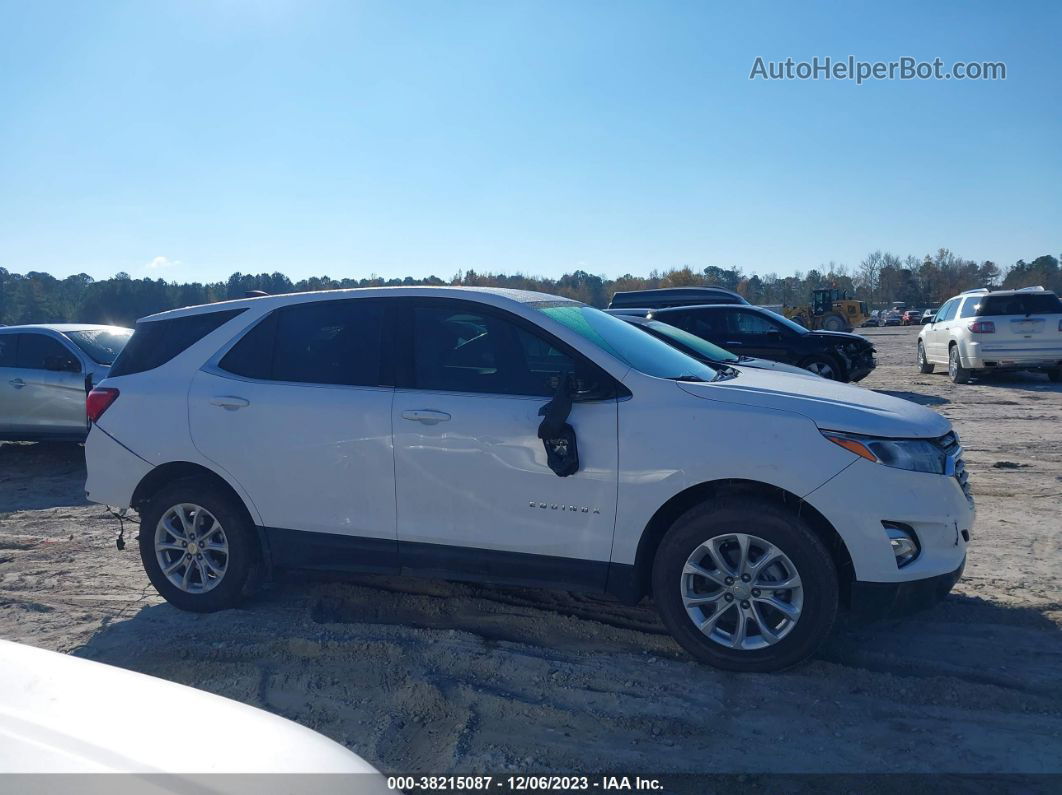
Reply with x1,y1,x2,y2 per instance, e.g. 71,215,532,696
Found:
680,533,803,651
805,361,834,378
154,503,229,594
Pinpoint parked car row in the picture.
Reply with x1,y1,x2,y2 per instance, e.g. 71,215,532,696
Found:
83,286,972,673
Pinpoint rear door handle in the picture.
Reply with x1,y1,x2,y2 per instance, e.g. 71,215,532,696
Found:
9,378,25,389
210,396,250,410
401,409,451,424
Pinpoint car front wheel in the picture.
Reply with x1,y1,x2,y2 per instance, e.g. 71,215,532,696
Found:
651,498,838,672
139,477,255,612
800,355,841,380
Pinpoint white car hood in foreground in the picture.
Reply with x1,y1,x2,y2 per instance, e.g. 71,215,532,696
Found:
0,640,379,777
678,367,951,439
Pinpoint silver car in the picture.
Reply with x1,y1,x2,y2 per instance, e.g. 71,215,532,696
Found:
0,324,132,441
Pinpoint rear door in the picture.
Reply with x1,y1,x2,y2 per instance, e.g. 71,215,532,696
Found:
5,332,87,436
390,299,619,589
0,334,21,434
188,298,398,570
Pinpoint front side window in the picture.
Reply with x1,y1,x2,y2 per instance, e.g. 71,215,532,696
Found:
726,310,781,336
411,306,578,396
0,336,16,367
221,300,384,387
16,333,80,372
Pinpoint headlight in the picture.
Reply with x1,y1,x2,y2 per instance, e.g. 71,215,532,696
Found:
821,431,946,474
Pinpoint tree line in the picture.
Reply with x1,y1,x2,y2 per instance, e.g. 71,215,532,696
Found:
0,249,1058,327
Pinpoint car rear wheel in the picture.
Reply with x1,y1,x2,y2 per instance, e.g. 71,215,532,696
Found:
948,345,972,384
800,355,841,380
917,342,934,374
139,477,255,612
651,498,838,672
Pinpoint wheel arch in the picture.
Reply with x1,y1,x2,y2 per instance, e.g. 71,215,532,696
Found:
616,479,854,605
130,462,271,572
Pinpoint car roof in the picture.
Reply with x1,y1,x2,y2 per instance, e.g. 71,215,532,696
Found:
650,303,764,314
0,323,131,333
140,286,578,323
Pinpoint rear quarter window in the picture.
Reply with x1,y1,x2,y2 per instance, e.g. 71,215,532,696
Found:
109,309,246,377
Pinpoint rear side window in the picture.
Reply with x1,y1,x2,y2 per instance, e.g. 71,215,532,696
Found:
110,309,245,377
958,298,980,319
220,300,384,387
0,336,17,367
973,293,1062,316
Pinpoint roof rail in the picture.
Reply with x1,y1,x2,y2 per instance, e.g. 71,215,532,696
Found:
960,288,990,295
1014,285,1046,292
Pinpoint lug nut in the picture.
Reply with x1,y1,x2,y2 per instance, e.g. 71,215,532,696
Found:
724,593,734,602
752,589,761,597
181,541,187,547
197,554,203,560
724,576,734,586
741,574,751,583
740,600,750,609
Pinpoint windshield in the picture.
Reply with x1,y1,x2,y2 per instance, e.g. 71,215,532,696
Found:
533,304,719,382
63,328,133,365
643,320,739,362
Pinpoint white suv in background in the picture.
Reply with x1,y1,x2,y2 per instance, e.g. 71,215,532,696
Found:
85,287,974,672
918,287,1062,383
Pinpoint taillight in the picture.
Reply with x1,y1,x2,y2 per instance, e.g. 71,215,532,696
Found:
86,387,119,423
968,320,995,333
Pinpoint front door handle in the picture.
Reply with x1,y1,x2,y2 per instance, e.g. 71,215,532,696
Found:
401,409,451,424
210,396,250,410
725,341,742,346
9,378,25,389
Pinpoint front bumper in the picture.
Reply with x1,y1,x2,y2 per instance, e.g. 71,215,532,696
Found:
802,456,974,583
850,557,965,620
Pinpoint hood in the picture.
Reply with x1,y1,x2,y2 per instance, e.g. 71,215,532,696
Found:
0,640,380,775
807,330,874,348
739,357,820,378
679,368,950,438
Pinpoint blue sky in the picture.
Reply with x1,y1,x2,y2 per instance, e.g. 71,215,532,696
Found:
1,0,1058,283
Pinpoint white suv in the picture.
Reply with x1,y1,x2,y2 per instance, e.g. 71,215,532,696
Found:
85,287,974,672
917,287,1062,383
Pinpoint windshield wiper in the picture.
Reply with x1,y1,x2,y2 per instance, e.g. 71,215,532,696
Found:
673,374,709,383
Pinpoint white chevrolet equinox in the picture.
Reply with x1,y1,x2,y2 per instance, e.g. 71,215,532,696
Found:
84,287,974,672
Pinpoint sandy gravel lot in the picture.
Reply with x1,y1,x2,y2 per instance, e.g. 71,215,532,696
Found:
1,326,1059,776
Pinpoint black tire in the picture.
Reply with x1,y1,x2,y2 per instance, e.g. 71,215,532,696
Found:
948,345,972,384
799,354,843,381
820,312,847,332
651,498,839,672
917,342,934,374
139,477,256,612
1048,368,1061,383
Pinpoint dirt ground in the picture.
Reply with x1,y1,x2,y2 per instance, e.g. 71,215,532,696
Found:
1,325,1059,776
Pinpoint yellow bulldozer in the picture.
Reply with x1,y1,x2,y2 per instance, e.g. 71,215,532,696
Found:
782,288,870,332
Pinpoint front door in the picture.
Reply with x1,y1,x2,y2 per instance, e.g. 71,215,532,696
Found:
926,298,959,362
3,332,87,437
391,300,619,590
722,309,797,362
188,298,398,571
